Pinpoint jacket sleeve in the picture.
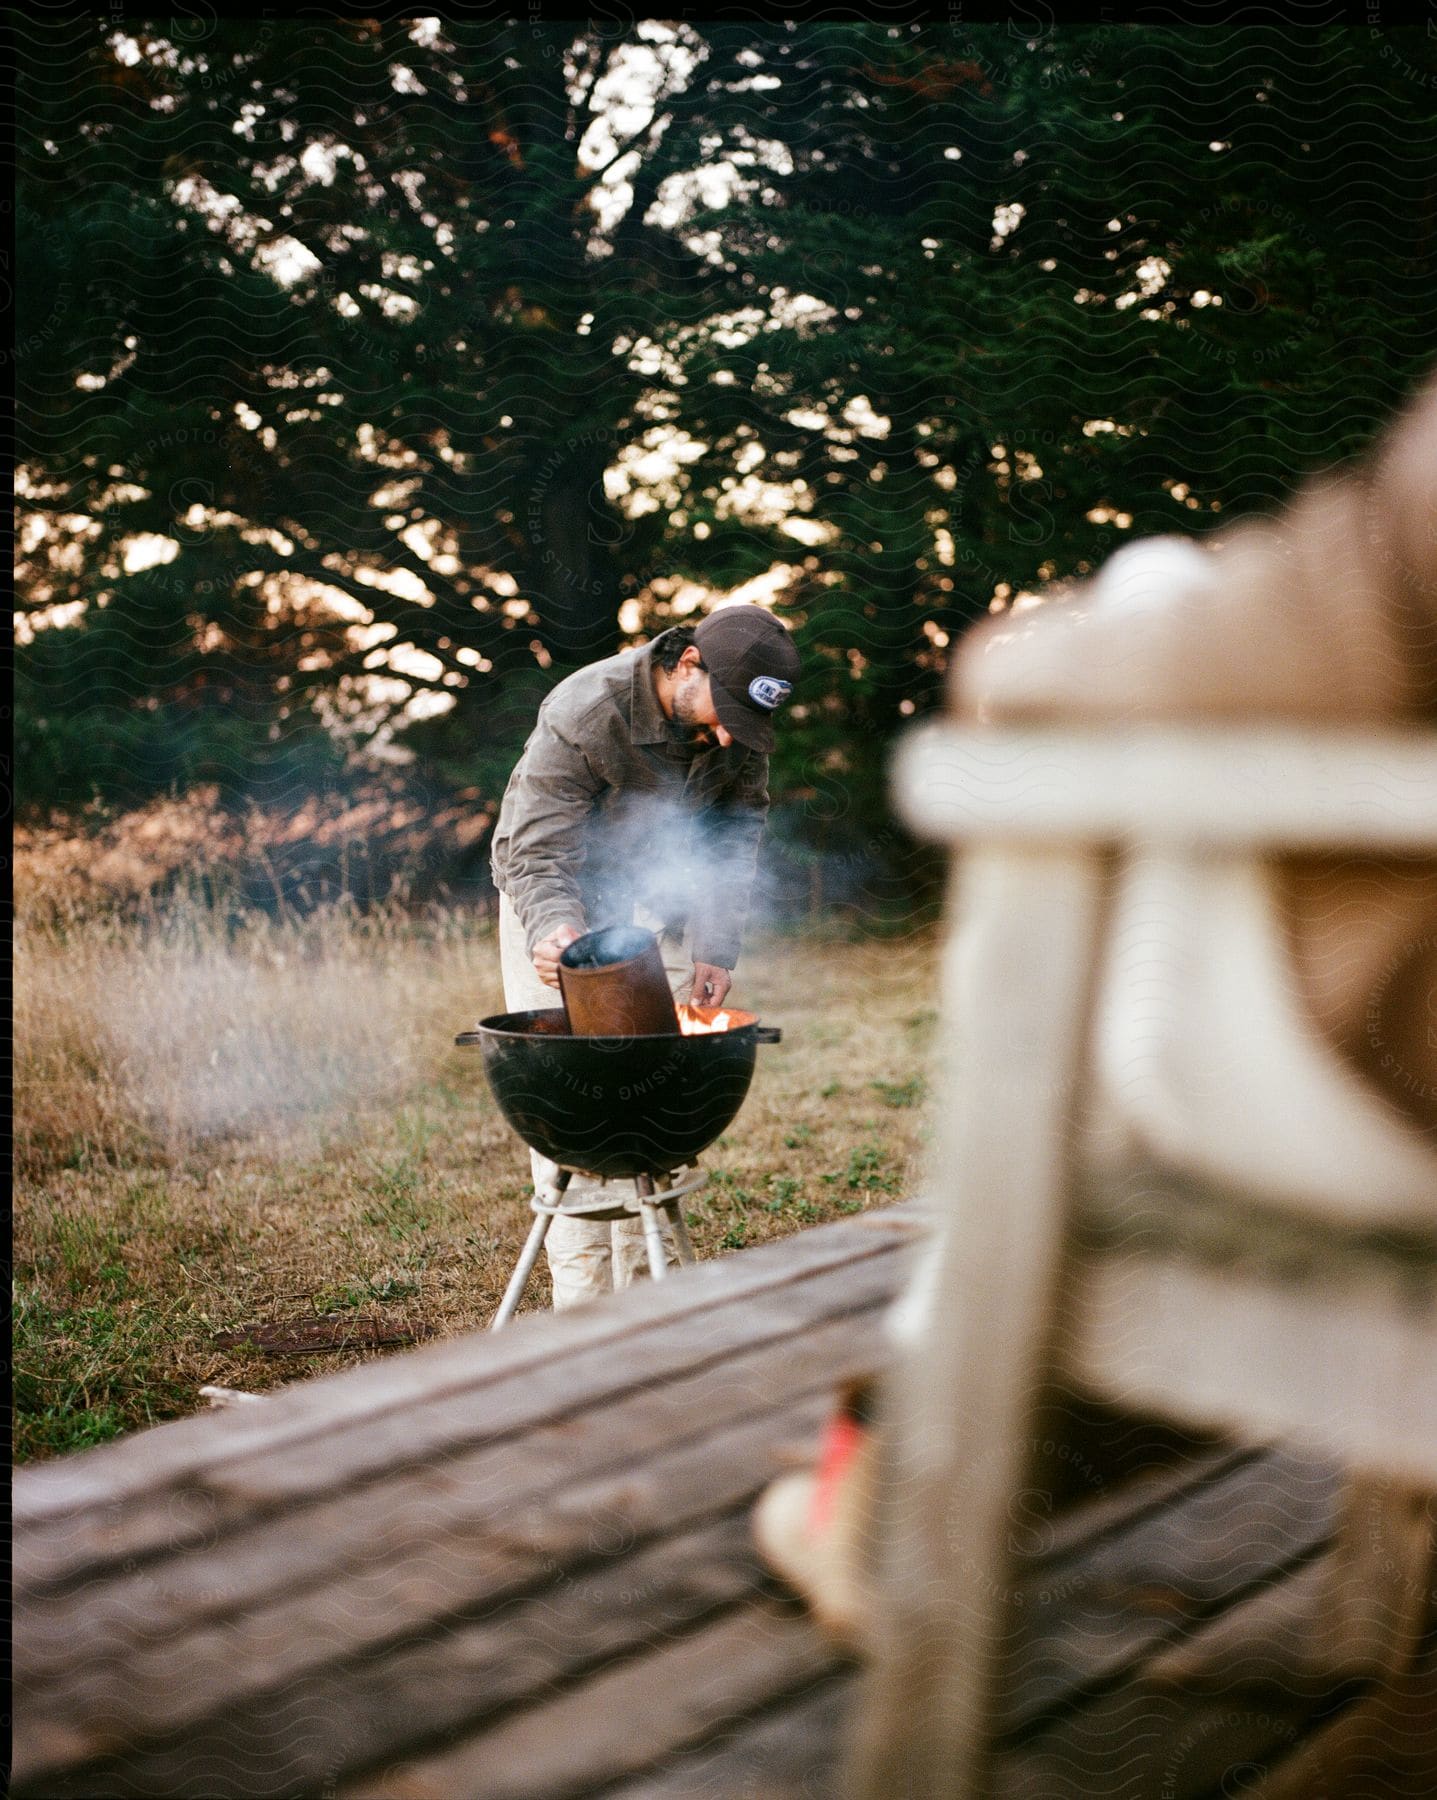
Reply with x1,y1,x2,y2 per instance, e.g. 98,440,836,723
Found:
688,751,770,969
495,712,607,958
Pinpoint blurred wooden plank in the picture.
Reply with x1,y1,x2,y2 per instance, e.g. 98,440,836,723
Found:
13,1322,882,1755
895,722,1437,852
990,1683,1320,1800
850,846,1107,1799
16,1513,780,1800
16,1283,894,1678
1253,1664,1437,1799
31,1408,1241,1796
1312,1477,1436,1683
1034,1443,1248,1566
601,1677,854,1799
14,1193,1402,1800
592,1452,1324,1800
16,1214,916,1592
14,1209,920,1530
995,1445,1342,1731
1143,1554,1334,1693
1137,1489,1430,1698
1066,1247,1437,1484
336,1600,838,1800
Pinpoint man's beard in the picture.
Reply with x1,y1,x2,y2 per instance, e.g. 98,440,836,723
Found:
666,716,716,749
667,688,719,750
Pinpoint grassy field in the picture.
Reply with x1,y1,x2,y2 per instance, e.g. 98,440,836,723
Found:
15,878,940,1463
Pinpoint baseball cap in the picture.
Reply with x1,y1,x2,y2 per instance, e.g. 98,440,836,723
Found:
693,606,801,753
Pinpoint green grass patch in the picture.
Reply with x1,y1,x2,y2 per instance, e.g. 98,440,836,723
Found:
824,1140,903,1197
12,1280,194,1460
871,1075,926,1108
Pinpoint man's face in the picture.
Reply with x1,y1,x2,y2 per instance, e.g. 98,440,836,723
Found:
669,654,735,751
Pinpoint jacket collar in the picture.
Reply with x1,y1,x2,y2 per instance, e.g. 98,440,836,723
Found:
629,633,675,746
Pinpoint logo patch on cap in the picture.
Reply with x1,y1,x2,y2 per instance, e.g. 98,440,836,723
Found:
748,676,792,711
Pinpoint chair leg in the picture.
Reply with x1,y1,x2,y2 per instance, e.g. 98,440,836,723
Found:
1316,1475,1435,1682
847,847,1108,1800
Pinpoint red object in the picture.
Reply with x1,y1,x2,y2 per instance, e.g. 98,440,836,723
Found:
809,1411,866,1533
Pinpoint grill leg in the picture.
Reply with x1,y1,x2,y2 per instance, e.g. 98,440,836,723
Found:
492,1172,570,1330
634,1174,670,1281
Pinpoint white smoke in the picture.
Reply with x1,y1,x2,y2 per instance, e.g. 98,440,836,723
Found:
86,908,493,1147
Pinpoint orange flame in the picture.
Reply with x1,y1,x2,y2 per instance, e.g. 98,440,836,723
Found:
677,1007,734,1036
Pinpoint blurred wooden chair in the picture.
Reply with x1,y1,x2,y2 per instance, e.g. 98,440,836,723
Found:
848,721,1437,1798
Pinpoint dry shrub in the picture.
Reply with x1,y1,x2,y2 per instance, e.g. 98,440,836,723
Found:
14,789,243,919
15,882,504,1176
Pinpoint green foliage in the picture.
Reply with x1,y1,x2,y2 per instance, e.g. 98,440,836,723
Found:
654,22,1437,843
360,1153,432,1240
16,18,1437,859
15,18,741,812
12,1275,190,1461
16,619,346,814
765,1174,802,1212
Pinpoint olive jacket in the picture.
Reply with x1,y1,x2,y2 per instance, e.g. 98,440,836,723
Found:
490,631,770,969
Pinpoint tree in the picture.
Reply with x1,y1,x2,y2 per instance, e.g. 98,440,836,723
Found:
641,22,1437,847
15,17,740,812
18,18,1437,877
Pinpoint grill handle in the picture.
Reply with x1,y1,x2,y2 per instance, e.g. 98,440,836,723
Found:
455,1030,484,1047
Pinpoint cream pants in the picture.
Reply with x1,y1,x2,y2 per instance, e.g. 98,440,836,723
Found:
497,892,688,1309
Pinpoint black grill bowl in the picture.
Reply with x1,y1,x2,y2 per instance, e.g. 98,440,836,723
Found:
457,1008,780,1179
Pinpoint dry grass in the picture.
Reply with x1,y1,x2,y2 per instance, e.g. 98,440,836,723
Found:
15,879,939,1463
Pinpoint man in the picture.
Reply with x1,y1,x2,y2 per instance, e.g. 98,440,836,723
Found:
490,603,801,1308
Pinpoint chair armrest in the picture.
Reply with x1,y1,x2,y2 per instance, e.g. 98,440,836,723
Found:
894,723,1437,854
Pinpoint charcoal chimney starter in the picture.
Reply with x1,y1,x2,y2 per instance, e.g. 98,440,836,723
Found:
557,926,682,1038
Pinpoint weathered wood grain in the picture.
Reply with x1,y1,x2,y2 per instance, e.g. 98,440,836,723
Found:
336,1600,841,1800
15,1216,917,1596
13,1201,1399,1800
14,1290,894,1683
17,1513,780,1799
14,1210,921,1534
17,1413,1276,1798
12,1366,871,1787
995,1445,1343,1731
12,1219,919,1798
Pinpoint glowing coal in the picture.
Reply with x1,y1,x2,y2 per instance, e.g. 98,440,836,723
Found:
677,1006,735,1036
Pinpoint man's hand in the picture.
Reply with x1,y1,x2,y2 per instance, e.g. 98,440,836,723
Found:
533,924,582,990
689,963,733,1009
